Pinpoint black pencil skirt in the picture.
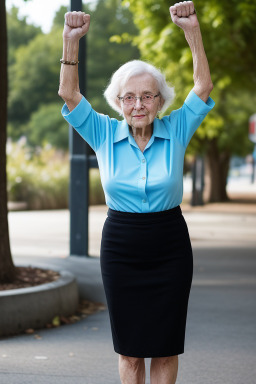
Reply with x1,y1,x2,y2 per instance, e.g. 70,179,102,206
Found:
100,205,193,358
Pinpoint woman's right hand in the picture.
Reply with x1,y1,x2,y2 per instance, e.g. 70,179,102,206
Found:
63,11,90,41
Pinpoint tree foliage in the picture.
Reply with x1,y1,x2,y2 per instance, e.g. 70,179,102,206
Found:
7,7,41,65
8,28,62,126
26,103,69,149
125,0,256,153
124,0,256,200
7,0,140,148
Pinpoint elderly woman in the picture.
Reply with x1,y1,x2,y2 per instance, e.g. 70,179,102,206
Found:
59,2,214,383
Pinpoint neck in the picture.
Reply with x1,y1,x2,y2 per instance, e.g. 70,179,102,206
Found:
129,124,153,140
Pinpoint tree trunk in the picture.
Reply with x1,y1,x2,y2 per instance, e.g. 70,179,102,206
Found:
0,1,17,282
206,138,230,203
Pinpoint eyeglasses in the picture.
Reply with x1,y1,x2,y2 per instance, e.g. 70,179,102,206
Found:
118,93,160,106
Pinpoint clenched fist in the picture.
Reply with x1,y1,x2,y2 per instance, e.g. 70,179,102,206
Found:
63,11,90,41
170,1,199,31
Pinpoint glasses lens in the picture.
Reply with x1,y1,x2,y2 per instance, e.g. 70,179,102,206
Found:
124,96,135,105
142,95,154,104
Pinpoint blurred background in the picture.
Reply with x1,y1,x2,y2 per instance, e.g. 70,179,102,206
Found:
5,0,256,211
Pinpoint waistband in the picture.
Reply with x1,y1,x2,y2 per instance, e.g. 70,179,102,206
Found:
107,206,182,224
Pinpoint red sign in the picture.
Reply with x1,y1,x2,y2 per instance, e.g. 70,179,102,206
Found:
249,114,256,143
249,121,255,134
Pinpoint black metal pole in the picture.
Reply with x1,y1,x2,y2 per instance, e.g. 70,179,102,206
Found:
191,156,205,206
69,0,89,257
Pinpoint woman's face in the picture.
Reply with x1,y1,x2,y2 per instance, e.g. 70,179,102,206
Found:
118,73,164,130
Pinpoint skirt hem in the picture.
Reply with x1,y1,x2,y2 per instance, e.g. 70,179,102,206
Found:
114,347,185,358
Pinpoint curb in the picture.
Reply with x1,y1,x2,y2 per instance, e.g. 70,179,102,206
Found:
0,269,79,338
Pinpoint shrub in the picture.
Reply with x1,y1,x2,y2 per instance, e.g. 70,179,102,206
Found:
7,138,105,210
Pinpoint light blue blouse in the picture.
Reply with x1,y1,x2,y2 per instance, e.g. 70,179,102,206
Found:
62,90,214,213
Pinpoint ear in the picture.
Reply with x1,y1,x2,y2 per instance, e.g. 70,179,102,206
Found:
115,97,124,116
116,96,121,109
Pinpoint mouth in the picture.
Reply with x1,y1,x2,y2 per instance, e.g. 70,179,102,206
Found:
133,115,146,119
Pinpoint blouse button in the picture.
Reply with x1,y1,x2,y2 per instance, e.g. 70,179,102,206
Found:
142,177,146,180
142,159,145,163
142,199,146,203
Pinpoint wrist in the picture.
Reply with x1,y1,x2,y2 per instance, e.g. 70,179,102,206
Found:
184,25,201,40
62,38,79,61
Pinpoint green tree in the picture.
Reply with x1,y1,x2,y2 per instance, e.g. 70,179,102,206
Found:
125,0,256,201
51,5,69,29
26,103,69,150
7,6,41,66
8,27,63,127
7,0,139,147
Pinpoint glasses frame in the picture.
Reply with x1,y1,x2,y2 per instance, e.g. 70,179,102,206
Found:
117,93,160,106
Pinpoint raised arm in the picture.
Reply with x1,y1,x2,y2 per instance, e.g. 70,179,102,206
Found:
169,1,213,102
58,11,90,112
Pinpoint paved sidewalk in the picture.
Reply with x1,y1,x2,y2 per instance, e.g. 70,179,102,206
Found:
8,198,256,259
2,198,256,384
1,246,255,384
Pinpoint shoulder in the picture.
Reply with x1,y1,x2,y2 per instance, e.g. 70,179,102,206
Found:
161,89,215,126
158,90,215,147
62,96,120,128
182,90,215,115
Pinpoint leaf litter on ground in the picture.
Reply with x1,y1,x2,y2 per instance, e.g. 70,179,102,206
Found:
25,299,106,336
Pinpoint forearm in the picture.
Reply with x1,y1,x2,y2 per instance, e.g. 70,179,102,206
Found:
58,39,82,111
185,26,213,102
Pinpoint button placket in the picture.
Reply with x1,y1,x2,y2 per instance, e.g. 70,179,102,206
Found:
138,157,149,212
141,158,147,180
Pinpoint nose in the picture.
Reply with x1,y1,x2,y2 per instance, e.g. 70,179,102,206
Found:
134,97,144,109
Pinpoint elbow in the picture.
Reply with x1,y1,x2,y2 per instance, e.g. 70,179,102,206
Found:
204,80,214,94
193,81,214,102
58,87,78,104
194,81,214,94
58,88,82,112
205,81,214,99
58,88,65,101
208,81,214,93
58,87,70,103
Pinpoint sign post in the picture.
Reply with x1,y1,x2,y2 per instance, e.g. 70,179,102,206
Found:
68,1,99,257
191,156,205,206
69,0,88,257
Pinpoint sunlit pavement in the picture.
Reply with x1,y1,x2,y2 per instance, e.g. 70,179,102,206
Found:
2,185,256,384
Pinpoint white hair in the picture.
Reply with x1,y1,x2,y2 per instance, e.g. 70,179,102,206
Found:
103,60,175,115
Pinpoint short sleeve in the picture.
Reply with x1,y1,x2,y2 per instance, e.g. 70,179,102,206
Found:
169,90,215,148
61,96,111,153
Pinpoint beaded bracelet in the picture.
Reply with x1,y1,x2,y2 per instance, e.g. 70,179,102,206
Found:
60,59,79,65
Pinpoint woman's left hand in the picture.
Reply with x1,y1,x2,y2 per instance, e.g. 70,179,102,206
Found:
169,1,199,31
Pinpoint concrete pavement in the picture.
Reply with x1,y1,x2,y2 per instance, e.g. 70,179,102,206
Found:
1,247,256,384
8,201,256,259
1,202,256,383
